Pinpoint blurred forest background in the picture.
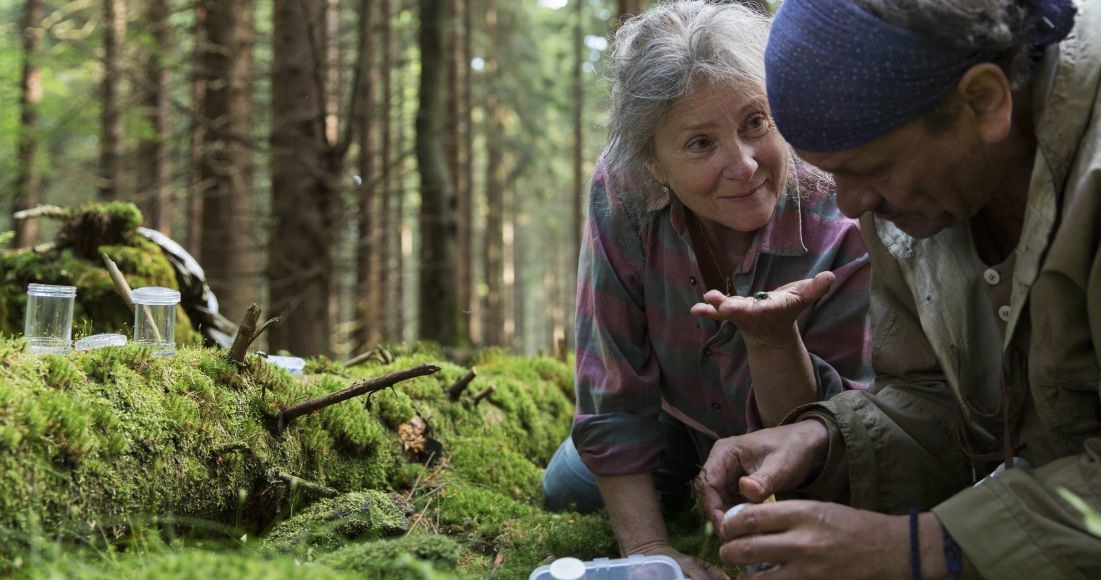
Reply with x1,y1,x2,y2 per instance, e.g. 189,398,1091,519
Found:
0,0,769,359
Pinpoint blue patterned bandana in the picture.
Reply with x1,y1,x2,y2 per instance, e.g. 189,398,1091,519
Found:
765,0,1077,153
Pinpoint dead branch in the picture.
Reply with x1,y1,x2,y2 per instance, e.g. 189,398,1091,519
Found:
14,204,65,221
271,470,338,498
447,367,477,401
227,304,262,365
101,252,135,311
472,385,496,405
101,252,165,343
277,363,441,433
379,347,394,365
343,349,375,369
252,317,280,343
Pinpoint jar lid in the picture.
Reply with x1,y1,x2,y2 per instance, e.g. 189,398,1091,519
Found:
266,355,306,375
75,334,128,351
548,558,587,580
132,287,181,306
27,283,77,298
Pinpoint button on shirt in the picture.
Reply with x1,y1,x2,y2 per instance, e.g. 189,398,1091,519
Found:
977,252,1018,337
572,158,875,476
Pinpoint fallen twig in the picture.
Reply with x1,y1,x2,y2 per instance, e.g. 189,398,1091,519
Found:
277,363,441,433
13,204,65,221
271,470,338,498
101,252,164,342
447,367,477,401
343,349,375,368
472,385,496,405
101,252,135,311
227,304,262,365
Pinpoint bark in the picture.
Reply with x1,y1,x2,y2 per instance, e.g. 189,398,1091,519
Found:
13,0,44,249
99,0,127,200
481,4,504,346
613,0,645,29
416,0,460,346
460,0,477,343
198,0,255,325
379,0,399,341
186,4,208,257
354,0,381,352
137,0,173,234
269,0,337,356
447,0,471,344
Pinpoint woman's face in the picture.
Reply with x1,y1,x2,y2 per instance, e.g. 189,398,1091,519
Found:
645,83,788,233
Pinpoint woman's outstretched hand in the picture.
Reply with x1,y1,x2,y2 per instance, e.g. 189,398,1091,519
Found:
690,271,835,347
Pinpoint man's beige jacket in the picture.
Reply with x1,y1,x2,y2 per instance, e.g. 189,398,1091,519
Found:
791,3,1101,578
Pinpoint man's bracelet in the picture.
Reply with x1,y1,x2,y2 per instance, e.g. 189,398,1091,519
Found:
941,522,963,579
909,508,921,580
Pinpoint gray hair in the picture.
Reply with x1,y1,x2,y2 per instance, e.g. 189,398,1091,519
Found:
851,1,1039,102
603,1,773,193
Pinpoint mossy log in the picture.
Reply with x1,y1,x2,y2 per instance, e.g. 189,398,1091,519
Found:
1,203,199,346
0,337,667,578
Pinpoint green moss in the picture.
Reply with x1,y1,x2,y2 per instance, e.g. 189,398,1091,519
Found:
318,533,463,579
0,332,728,578
259,491,408,557
26,550,358,580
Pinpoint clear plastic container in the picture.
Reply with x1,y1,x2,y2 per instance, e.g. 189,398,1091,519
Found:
24,283,77,355
266,355,306,376
530,555,685,580
75,333,128,351
132,287,180,357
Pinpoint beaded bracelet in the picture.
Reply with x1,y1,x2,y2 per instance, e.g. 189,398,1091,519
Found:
910,508,922,580
941,523,963,579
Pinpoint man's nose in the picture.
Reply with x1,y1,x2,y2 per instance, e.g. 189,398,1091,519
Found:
834,176,882,218
721,142,757,182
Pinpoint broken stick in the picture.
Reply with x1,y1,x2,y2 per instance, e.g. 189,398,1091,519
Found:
277,363,441,433
447,367,477,401
271,470,338,498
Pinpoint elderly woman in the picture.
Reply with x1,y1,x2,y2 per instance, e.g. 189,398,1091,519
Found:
541,2,873,578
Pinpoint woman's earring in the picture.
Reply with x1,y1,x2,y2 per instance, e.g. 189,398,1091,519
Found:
661,184,671,196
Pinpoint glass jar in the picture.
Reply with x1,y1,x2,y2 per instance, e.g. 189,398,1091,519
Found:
24,283,77,354
132,287,181,356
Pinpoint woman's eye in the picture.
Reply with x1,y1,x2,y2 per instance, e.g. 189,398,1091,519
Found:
742,114,769,136
686,137,713,151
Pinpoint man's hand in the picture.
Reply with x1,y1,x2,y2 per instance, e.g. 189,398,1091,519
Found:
718,501,921,580
697,421,830,530
690,272,834,348
636,544,728,580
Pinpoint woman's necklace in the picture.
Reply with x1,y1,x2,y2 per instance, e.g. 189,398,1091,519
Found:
688,211,733,296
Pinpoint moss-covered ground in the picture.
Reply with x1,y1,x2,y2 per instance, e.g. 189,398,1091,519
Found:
1,204,727,578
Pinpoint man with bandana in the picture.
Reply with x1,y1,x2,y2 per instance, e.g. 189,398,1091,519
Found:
694,0,1101,578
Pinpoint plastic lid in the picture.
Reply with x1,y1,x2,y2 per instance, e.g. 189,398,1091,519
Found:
132,287,181,306
75,334,128,351
266,355,306,375
548,558,586,580
27,283,77,298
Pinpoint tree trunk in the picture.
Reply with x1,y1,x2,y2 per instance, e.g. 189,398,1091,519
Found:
137,0,173,234
612,0,645,30
481,4,504,347
461,0,477,344
13,0,44,249
269,0,336,356
354,0,381,352
416,0,459,346
198,0,255,324
186,4,208,257
99,0,126,200
379,0,399,342
447,0,471,344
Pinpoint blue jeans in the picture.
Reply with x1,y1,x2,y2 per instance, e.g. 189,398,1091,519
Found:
542,412,703,514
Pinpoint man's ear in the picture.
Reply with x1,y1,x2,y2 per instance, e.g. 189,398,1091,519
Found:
957,63,1014,144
